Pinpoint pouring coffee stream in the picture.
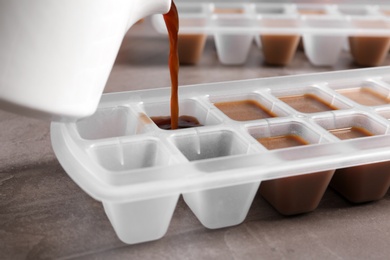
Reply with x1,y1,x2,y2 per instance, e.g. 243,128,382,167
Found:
154,0,202,130
163,1,180,130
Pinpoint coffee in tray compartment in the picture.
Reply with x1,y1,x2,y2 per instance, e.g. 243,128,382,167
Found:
257,133,334,215
349,36,390,67
330,162,390,203
279,93,338,113
178,34,207,65
328,126,390,203
151,115,202,130
257,134,307,150
260,35,300,66
214,99,277,121
336,87,390,106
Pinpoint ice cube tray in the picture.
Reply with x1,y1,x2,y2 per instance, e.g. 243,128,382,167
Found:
51,67,390,244
152,2,390,66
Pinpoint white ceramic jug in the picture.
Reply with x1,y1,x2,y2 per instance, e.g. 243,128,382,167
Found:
0,0,171,121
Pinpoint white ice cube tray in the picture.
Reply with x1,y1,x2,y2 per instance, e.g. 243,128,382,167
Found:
51,67,390,244
152,2,390,66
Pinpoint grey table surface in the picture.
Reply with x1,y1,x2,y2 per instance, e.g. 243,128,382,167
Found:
2,18,390,260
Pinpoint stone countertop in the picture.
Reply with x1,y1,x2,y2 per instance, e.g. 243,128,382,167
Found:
1,18,390,260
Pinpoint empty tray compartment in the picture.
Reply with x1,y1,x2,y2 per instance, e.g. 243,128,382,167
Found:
314,112,390,203
103,194,179,244
301,16,348,66
253,4,289,15
336,5,371,16
247,121,334,215
376,107,390,120
89,138,174,174
89,137,180,244
171,129,260,229
76,106,145,140
211,13,255,65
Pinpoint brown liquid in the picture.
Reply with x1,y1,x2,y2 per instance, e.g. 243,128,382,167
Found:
329,126,373,140
257,132,334,215
164,1,180,129
178,34,207,65
349,36,390,66
260,170,335,215
298,9,326,15
260,35,300,66
151,115,202,130
257,134,308,150
328,125,389,203
279,93,338,113
330,162,390,203
161,2,202,129
256,133,334,215
337,88,390,106
214,100,277,121
213,8,244,14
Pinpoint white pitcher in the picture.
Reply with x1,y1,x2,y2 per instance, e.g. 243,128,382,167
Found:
0,0,171,121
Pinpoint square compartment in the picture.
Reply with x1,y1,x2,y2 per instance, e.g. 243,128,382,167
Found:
211,3,247,14
314,112,390,203
178,13,208,65
297,6,327,15
376,107,390,120
210,93,287,121
176,3,209,15
335,83,390,106
142,99,222,130
89,138,172,173
348,19,390,66
172,129,260,228
254,5,286,15
247,121,334,215
314,112,387,140
211,14,254,65
381,8,390,16
76,106,144,140
171,129,252,162
259,170,334,215
257,17,301,66
337,6,369,16
178,33,207,65
330,161,390,204
301,17,348,66
103,194,179,244
276,86,350,114
248,121,326,150
182,182,260,229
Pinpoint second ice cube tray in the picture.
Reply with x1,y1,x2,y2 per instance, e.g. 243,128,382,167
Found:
51,67,390,244
152,2,390,66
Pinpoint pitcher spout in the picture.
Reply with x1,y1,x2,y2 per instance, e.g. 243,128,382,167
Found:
127,0,172,30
